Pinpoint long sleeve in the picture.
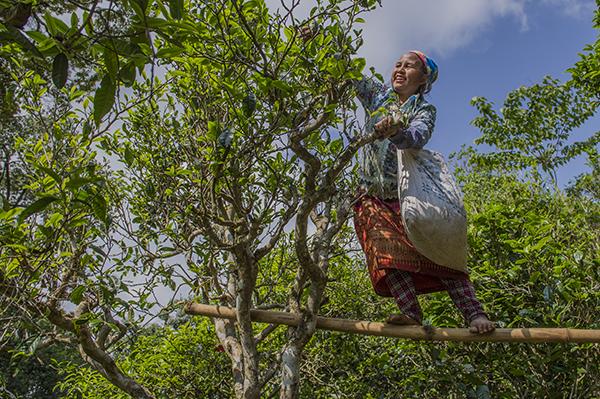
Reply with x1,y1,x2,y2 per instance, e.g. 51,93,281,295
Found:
353,75,386,113
388,103,436,149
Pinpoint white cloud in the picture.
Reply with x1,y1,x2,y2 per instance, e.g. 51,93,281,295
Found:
356,0,529,75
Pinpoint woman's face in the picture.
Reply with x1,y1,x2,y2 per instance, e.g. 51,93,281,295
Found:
391,53,427,97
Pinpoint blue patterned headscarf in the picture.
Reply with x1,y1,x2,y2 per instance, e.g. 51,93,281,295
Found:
409,50,438,94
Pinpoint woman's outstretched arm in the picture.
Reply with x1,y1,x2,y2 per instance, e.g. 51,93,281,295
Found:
387,103,436,149
353,75,386,113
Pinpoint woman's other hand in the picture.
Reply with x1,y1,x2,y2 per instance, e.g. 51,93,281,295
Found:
374,116,403,139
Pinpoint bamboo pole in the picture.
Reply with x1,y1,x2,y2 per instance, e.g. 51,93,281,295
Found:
185,302,600,344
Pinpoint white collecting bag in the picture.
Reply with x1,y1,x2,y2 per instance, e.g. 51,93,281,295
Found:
396,148,468,271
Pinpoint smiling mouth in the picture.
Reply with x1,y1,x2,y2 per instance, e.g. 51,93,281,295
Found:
394,76,406,84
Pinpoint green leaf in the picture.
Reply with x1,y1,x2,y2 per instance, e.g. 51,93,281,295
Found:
3,258,20,278
119,62,137,87
82,11,92,35
207,121,219,141
330,138,343,154
66,176,95,190
169,0,184,19
352,57,366,74
131,0,149,20
93,75,116,126
124,146,134,166
75,312,93,325
69,285,86,304
45,212,63,227
91,194,108,226
52,53,69,89
70,12,80,27
242,92,257,117
26,31,48,43
89,244,106,257
44,12,70,35
103,46,119,77
39,166,61,183
156,46,184,58
0,25,43,58
82,121,92,138
531,236,551,252
269,79,291,93
18,196,59,224
27,336,42,355
145,17,168,28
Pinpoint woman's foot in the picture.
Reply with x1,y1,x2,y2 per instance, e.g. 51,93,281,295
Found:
469,316,495,334
386,313,421,326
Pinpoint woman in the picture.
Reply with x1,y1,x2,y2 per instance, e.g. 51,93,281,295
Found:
353,51,495,333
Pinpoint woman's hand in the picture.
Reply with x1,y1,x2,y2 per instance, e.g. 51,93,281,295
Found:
374,116,403,139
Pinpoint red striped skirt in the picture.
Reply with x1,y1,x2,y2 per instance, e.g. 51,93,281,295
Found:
353,195,468,297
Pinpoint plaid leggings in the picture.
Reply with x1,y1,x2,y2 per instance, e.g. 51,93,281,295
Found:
386,269,487,324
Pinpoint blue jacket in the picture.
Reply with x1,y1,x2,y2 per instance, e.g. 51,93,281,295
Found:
355,76,437,198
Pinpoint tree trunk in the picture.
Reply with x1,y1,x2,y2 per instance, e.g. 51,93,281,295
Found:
279,343,302,398
214,248,261,399
235,250,261,399
214,317,245,397
279,279,324,398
